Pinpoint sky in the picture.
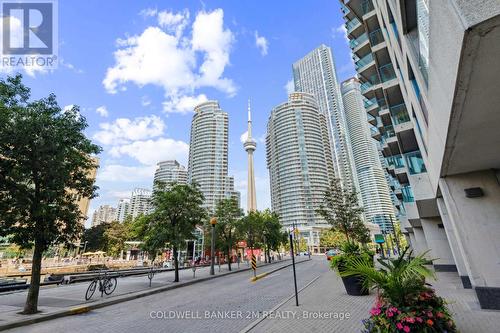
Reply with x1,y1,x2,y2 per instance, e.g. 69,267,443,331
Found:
1,0,357,227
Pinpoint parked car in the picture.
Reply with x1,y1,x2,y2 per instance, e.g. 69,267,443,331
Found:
325,249,338,260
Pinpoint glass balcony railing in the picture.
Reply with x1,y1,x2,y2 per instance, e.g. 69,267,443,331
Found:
405,151,427,175
367,113,376,122
355,53,374,70
349,33,368,49
390,103,410,125
368,74,380,85
402,185,415,203
346,17,361,33
360,81,372,93
362,0,375,15
379,63,397,82
370,126,379,137
364,97,377,109
369,28,384,46
387,154,405,168
382,125,396,139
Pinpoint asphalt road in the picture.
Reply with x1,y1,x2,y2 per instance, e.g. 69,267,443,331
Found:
5,257,329,333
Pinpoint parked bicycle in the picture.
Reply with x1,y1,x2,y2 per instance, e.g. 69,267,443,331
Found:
85,270,117,300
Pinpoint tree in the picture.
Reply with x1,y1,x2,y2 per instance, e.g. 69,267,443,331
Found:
260,210,283,262
319,229,347,249
147,183,206,282
105,221,129,257
238,211,264,256
82,224,109,252
317,178,369,244
214,198,243,271
0,75,101,314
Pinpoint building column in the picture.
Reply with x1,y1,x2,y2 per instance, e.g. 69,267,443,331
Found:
408,232,417,252
436,197,471,288
420,217,456,272
412,226,429,256
439,170,500,309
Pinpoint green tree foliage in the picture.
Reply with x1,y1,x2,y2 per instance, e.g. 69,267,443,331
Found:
214,198,243,271
146,183,206,282
317,178,370,244
82,224,109,252
104,221,129,257
319,229,347,249
260,209,283,262
0,75,101,314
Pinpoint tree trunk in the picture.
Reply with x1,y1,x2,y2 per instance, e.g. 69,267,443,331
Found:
173,245,179,282
264,246,268,263
23,241,44,314
227,246,232,271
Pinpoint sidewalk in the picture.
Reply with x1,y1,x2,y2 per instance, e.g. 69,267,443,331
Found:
248,269,500,332
0,258,301,331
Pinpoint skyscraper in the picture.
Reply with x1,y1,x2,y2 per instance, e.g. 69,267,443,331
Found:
293,45,357,193
91,205,117,227
188,100,239,212
266,92,335,252
153,160,188,190
115,198,130,223
341,78,396,231
129,188,151,219
243,100,257,212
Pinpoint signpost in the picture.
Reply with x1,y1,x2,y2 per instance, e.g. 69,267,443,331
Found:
289,232,299,307
251,254,257,277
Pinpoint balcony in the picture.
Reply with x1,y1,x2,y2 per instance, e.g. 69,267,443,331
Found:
404,151,427,175
382,124,396,140
390,103,410,125
364,97,377,109
346,17,361,34
387,154,405,169
360,81,372,93
349,32,368,50
379,63,397,82
401,185,415,203
355,53,375,71
369,28,384,47
361,0,375,15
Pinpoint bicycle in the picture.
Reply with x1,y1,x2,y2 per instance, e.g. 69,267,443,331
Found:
85,270,117,300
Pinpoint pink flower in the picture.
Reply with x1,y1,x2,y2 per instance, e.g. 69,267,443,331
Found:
427,312,433,318
370,308,381,316
416,317,423,323
403,326,411,333
396,322,403,330
387,311,394,317
405,317,415,323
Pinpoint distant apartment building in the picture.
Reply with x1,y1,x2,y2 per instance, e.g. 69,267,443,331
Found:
115,198,130,223
293,45,358,193
188,100,240,212
91,205,117,227
266,92,335,252
341,77,396,231
153,160,188,190
341,0,500,309
128,188,152,219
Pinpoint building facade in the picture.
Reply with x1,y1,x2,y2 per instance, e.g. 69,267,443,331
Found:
91,205,117,227
341,0,500,309
188,100,239,212
293,45,358,193
115,198,130,223
341,78,396,231
266,92,335,252
153,160,188,190
128,188,151,219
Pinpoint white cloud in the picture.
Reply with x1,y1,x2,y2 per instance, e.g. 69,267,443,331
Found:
163,94,207,114
107,190,132,200
104,8,236,113
141,95,152,106
63,104,75,112
109,138,189,166
240,130,248,143
254,31,268,56
333,24,349,42
140,8,158,17
98,164,157,182
93,115,165,145
285,79,295,95
96,105,109,117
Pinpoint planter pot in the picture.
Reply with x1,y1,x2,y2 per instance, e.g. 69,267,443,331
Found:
341,275,369,296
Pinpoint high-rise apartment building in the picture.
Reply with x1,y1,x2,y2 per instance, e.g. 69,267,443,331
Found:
188,100,239,212
341,78,396,231
341,0,500,309
91,205,117,227
293,45,358,193
153,160,188,190
115,198,130,223
266,92,335,252
128,188,151,219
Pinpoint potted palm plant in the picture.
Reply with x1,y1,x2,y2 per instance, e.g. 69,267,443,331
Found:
342,248,458,332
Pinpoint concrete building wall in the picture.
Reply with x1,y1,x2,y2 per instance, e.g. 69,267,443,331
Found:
420,217,455,270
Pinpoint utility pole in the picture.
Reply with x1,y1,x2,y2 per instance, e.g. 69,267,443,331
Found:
289,232,299,306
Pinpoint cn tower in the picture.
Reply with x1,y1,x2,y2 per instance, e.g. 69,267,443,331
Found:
243,99,257,212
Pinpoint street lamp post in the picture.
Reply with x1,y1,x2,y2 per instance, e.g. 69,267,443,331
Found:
210,217,217,275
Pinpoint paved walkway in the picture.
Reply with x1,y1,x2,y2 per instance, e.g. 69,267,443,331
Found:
249,267,500,332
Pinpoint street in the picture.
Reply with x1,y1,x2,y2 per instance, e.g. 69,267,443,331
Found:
4,257,328,333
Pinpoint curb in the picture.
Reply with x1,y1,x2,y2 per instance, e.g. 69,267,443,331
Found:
250,259,311,282
0,258,310,332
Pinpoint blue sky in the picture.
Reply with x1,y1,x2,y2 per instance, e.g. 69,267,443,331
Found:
3,1,356,227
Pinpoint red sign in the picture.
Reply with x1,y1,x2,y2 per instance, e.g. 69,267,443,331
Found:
237,241,247,248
